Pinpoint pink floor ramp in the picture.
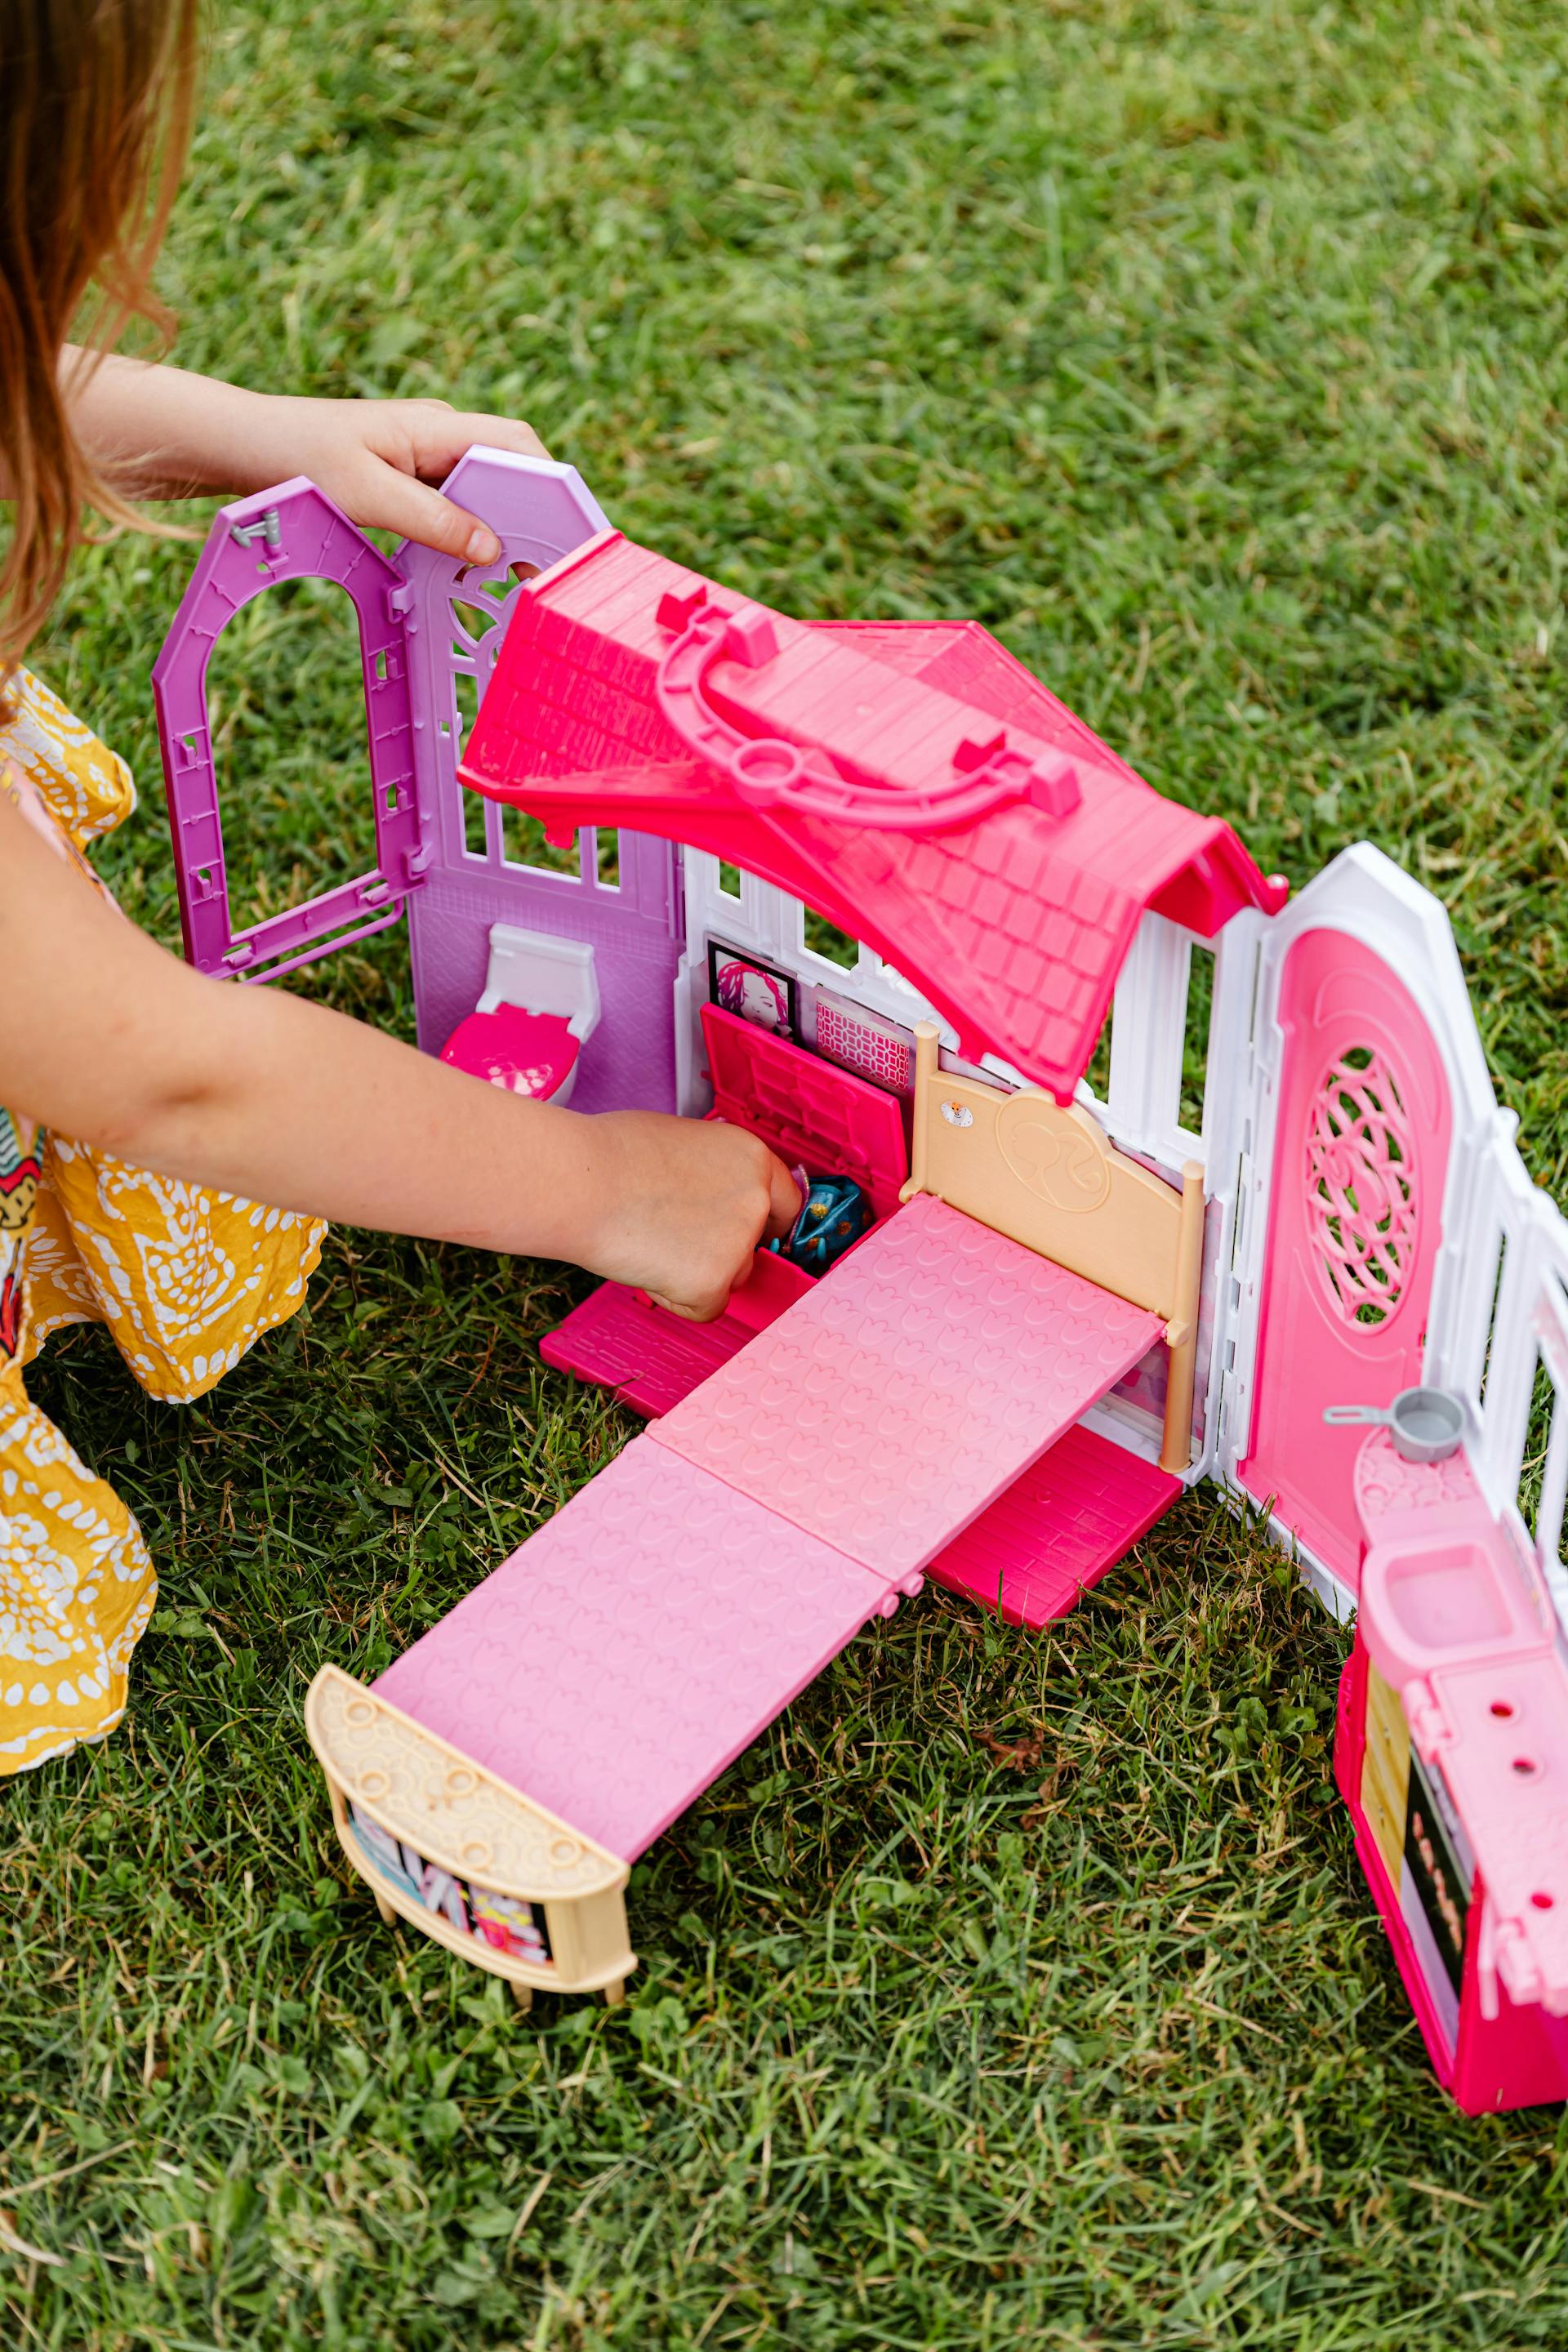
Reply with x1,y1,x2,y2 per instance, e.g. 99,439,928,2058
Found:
373,1437,902,1862
381,1194,1164,1858
648,1194,1165,1580
543,1265,1180,1627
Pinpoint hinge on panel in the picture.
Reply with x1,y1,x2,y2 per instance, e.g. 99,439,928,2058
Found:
385,581,416,622
1405,1681,1451,1759
229,508,282,552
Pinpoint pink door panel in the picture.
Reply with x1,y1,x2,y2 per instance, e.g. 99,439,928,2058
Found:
1237,928,1452,1588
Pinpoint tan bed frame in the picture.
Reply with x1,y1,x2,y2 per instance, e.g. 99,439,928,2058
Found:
305,1665,635,2006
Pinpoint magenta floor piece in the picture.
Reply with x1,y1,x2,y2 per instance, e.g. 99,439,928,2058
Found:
372,1437,898,1862
923,1423,1180,1628
648,1194,1164,1579
540,1250,812,1418
541,1280,749,1417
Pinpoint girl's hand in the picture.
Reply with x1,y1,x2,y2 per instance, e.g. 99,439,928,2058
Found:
581,1112,803,1322
260,395,551,565
60,354,551,564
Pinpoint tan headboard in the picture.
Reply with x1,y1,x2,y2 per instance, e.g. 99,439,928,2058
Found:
900,1023,1205,1472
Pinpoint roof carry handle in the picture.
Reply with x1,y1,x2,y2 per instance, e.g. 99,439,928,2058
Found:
653,586,1081,836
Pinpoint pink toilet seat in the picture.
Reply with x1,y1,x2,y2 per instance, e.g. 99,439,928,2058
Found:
440,1004,581,1101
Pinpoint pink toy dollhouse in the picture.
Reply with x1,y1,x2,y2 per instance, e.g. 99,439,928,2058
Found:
155,452,1568,2113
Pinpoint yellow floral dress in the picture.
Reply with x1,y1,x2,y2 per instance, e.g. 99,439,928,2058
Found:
0,667,325,1774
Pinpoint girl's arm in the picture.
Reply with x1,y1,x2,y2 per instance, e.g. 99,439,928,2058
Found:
56,348,545,565
0,787,797,1320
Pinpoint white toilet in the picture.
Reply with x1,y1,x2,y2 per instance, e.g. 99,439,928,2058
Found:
440,924,600,1105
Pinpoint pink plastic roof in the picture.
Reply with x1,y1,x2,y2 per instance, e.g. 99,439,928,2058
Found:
460,532,1285,1100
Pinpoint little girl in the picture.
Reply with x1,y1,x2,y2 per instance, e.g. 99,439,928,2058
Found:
0,0,795,1773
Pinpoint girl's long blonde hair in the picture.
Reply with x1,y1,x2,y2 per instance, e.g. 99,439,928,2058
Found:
0,0,200,684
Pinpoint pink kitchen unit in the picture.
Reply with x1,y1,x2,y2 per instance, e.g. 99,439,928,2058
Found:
155,452,1568,2108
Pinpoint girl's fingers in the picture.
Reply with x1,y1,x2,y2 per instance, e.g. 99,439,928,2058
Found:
343,459,503,564
332,412,553,559
765,1157,805,1241
644,1287,726,1325
424,412,551,470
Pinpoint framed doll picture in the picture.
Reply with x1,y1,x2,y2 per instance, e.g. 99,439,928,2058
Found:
706,939,800,1043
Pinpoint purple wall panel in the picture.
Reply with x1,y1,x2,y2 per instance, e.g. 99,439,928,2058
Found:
157,456,688,1117
408,861,681,1116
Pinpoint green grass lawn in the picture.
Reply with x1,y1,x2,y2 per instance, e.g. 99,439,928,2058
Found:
7,1,1568,2343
